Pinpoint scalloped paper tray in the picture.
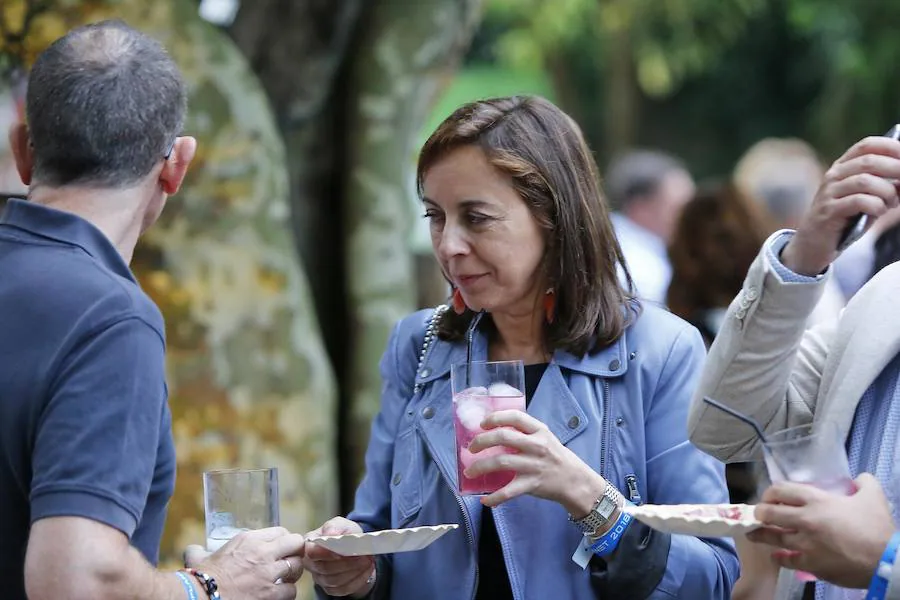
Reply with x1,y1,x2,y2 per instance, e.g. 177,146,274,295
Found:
306,524,459,556
623,503,762,537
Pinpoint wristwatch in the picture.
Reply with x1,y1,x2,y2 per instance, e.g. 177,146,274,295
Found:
569,482,623,537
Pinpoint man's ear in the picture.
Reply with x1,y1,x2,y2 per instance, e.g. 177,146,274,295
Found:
8,122,33,186
159,136,197,195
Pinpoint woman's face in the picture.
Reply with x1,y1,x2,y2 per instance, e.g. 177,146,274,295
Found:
422,145,546,317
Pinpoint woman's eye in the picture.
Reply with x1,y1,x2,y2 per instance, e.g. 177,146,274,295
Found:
467,213,490,225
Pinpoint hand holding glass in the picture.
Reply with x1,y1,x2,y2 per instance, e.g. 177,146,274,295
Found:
762,421,853,586
204,467,280,551
451,360,526,495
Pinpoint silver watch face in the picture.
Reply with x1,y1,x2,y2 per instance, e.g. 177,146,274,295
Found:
596,494,618,519
574,485,621,534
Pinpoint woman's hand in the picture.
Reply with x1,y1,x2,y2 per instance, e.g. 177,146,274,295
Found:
464,409,607,514
302,517,376,598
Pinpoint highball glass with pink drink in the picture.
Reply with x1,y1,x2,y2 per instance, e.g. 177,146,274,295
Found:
450,360,526,495
762,420,853,588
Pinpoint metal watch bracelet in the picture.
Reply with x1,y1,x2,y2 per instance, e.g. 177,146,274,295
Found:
569,482,623,537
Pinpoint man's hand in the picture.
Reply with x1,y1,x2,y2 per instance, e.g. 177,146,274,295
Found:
781,135,900,275
26,518,303,600
747,473,895,588
191,527,306,599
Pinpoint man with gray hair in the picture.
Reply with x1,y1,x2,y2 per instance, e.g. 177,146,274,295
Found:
606,149,695,306
733,137,847,325
0,21,303,600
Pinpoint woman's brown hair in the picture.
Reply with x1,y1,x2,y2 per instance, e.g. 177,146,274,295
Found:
666,182,773,325
417,95,637,356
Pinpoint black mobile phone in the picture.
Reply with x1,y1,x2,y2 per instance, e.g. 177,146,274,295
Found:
836,124,900,252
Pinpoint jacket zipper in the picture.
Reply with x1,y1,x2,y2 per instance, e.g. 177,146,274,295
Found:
493,508,520,600
462,312,483,599
625,474,642,504
420,433,478,599
600,379,611,477
459,494,478,600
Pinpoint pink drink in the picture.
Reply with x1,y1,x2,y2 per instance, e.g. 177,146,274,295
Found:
762,422,852,583
453,386,525,495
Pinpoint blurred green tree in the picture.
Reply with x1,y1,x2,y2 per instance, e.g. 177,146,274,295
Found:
473,0,900,173
484,0,766,159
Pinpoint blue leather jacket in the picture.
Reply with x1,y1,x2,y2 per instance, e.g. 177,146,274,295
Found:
323,304,738,600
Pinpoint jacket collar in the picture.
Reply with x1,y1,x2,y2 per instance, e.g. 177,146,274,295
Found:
0,198,135,283
415,322,629,388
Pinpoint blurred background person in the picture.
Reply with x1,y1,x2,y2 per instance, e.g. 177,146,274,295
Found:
667,181,773,349
733,137,847,325
606,149,696,306
666,181,777,600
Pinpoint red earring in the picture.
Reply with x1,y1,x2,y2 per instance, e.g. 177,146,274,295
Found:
452,288,467,315
543,288,556,324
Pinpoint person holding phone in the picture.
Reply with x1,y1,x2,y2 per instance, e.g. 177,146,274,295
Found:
688,132,900,599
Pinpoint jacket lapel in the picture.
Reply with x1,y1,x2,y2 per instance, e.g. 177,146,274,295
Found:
415,329,486,494
821,263,900,438
416,326,628,476
527,363,588,445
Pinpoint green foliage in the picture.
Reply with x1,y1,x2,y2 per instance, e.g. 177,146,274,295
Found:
784,0,900,153
0,0,122,73
464,0,900,173
486,0,766,98
421,64,555,140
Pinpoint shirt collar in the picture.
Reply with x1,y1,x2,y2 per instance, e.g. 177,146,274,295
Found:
0,198,136,283
611,212,667,255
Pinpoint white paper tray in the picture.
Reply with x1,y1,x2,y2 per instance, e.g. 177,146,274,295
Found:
623,503,761,537
306,524,459,556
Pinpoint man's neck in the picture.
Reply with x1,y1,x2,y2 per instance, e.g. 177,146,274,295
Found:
622,206,664,241
27,185,148,264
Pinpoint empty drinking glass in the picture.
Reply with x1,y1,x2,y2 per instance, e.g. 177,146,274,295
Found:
203,467,280,551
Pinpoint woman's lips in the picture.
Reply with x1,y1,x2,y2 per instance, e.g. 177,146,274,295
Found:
456,274,486,287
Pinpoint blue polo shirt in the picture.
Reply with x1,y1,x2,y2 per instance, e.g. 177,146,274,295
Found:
0,199,176,598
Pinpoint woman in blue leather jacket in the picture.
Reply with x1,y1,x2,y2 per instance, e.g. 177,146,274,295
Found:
303,96,739,600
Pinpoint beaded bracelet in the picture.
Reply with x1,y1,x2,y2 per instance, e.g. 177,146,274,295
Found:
175,571,198,600
185,568,221,600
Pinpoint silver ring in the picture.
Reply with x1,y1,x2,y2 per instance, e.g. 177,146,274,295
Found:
283,558,294,579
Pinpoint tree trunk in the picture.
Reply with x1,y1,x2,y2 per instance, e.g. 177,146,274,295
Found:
341,0,484,494
1,5,341,599
134,3,340,583
229,0,484,509
228,0,364,387
603,26,638,159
